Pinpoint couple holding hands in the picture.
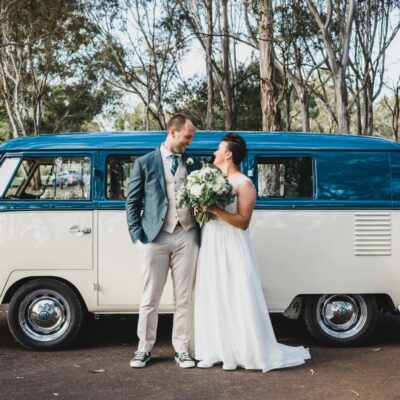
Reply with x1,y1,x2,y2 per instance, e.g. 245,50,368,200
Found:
126,114,310,372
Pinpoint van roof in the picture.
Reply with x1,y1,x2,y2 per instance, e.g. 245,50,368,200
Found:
1,131,399,152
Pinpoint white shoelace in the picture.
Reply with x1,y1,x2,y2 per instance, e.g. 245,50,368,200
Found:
134,351,149,361
177,352,192,361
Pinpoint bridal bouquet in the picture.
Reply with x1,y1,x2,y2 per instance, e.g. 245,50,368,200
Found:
178,165,235,223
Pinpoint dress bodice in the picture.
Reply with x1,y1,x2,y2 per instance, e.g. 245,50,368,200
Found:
221,174,253,215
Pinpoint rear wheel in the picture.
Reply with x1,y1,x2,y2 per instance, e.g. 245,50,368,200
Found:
8,278,83,350
303,294,378,346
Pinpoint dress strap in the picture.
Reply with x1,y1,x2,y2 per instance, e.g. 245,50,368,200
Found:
230,174,254,189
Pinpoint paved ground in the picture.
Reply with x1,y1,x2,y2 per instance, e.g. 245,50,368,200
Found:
1,304,400,400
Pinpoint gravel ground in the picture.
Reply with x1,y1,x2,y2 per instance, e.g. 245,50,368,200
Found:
1,305,400,400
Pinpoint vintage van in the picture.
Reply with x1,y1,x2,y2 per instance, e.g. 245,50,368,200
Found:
0,131,399,350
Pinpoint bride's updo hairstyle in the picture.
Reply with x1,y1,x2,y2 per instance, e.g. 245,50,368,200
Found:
222,133,247,167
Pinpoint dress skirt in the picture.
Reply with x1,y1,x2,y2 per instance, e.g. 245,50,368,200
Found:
193,219,311,372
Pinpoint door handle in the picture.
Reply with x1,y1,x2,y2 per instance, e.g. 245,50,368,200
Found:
69,226,92,235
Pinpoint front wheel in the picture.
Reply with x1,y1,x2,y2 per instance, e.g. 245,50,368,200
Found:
8,279,83,350
303,294,378,346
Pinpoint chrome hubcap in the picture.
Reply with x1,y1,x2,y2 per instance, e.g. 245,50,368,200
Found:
18,290,71,342
317,294,367,339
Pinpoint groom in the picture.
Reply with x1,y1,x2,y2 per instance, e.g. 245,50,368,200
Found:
126,114,199,368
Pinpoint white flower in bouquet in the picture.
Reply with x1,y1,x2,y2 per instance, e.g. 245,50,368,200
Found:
189,184,204,198
178,165,235,223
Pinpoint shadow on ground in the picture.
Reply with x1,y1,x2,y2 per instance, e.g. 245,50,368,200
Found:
1,304,400,351
72,311,400,350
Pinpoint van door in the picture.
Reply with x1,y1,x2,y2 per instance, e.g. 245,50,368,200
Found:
96,152,172,309
0,154,94,277
96,152,213,309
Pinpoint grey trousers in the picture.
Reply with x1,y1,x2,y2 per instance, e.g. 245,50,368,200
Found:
136,226,198,353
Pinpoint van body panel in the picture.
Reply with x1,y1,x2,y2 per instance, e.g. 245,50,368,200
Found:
86,208,400,314
0,210,93,297
0,270,97,309
96,209,175,308
251,209,400,310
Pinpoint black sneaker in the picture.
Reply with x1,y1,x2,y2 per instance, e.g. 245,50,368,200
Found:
175,352,195,368
130,351,151,368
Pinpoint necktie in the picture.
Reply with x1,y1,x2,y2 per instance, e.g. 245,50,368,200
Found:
170,154,179,176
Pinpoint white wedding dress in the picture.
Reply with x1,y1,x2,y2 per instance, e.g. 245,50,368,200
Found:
193,174,310,372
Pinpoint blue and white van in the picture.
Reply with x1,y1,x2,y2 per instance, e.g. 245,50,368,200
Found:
0,131,399,349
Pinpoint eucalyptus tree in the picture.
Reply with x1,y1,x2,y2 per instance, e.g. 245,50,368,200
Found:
244,0,320,132
306,0,356,134
177,0,236,130
91,0,188,130
166,61,261,130
350,0,400,136
383,80,400,142
243,0,281,131
272,0,330,132
0,0,109,138
257,0,279,130
204,0,215,129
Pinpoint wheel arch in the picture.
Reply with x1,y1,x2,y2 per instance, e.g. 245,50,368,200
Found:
2,276,89,314
375,293,396,313
289,293,397,317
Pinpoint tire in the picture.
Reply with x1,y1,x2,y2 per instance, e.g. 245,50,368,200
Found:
8,278,83,350
303,294,378,346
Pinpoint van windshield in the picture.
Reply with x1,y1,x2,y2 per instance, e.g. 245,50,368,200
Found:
0,157,20,198
3,156,91,200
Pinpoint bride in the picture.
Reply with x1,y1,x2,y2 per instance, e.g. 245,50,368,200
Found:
193,133,311,372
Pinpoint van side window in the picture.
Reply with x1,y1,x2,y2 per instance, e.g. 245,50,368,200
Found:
106,155,137,200
257,157,313,198
4,156,91,200
105,154,212,200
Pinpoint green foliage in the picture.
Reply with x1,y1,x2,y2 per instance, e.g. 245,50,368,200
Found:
0,104,9,142
0,0,397,137
374,96,398,139
234,64,262,131
166,63,262,131
113,104,160,131
0,0,117,136
40,81,119,134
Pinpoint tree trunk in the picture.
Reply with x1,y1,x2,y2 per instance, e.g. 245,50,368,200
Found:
299,95,310,132
391,86,399,142
205,0,214,130
285,84,291,131
259,0,277,131
293,83,310,132
222,0,233,130
354,77,362,135
355,95,362,135
366,75,373,136
334,70,350,134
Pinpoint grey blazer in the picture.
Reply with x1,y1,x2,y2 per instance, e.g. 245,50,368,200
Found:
126,148,200,244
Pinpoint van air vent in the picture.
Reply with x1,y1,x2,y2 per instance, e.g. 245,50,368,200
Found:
353,212,391,256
